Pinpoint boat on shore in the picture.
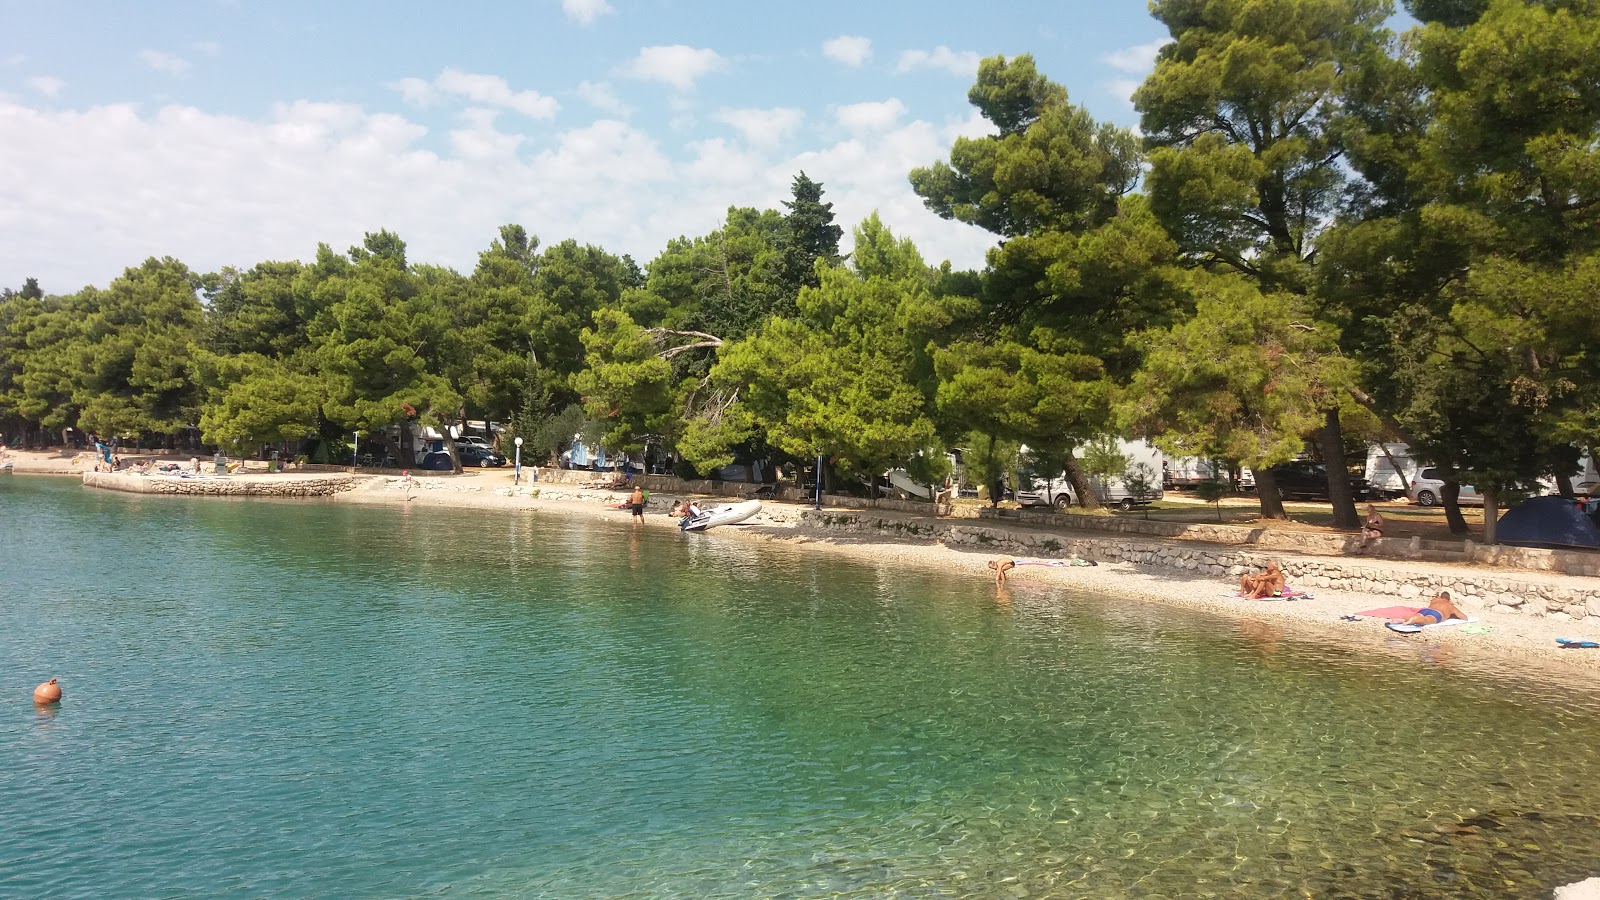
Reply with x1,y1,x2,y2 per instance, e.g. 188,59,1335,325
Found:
679,499,761,532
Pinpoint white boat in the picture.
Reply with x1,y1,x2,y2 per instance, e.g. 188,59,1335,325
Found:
680,499,762,532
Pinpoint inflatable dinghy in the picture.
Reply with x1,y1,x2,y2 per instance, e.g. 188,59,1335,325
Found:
680,499,762,532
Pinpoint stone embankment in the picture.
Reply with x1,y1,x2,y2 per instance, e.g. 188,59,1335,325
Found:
800,509,1600,624
82,471,358,497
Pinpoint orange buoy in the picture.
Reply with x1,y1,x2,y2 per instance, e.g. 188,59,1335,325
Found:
33,678,62,704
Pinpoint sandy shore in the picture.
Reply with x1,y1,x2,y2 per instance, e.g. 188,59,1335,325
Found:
319,470,1600,691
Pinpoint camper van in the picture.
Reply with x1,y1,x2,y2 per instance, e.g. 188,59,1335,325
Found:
1365,441,1593,501
1364,443,1419,499
1017,438,1167,510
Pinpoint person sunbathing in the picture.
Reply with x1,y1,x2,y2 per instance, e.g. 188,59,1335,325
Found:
1397,591,1467,626
1240,562,1286,599
1358,504,1384,553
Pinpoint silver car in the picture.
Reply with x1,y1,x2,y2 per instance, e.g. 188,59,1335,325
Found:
1407,467,1483,507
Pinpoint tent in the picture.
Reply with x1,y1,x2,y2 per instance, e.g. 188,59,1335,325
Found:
1496,496,1600,550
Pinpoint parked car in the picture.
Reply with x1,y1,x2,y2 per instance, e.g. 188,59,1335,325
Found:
456,435,494,452
459,445,507,468
1266,462,1380,502
418,446,507,470
1408,467,1481,507
1017,477,1164,511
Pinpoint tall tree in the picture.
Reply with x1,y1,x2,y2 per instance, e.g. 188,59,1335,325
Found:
780,171,844,297
1118,274,1357,518
912,53,1160,508
71,257,205,440
1136,0,1394,526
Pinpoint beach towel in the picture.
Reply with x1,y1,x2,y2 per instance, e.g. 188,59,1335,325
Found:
1557,638,1600,649
1354,605,1421,619
1385,616,1478,634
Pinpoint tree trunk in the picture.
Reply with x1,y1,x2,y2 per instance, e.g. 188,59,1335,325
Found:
1319,409,1360,531
1254,466,1288,520
1442,480,1470,534
1482,487,1500,545
1556,472,1576,499
1064,458,1101,511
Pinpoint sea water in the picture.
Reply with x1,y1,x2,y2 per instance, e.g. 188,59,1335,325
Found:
3,476,1600,897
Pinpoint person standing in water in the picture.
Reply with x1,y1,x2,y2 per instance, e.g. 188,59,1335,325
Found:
629,484,645,526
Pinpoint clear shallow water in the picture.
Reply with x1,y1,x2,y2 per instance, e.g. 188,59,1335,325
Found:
4,478,1600,897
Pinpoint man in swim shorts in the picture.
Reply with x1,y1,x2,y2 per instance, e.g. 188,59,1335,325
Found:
1240,561,1285,599
629,485,645,525
987,557,1016,584
1398,591,1467,626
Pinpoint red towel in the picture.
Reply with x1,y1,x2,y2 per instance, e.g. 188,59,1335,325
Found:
1354,605,1421,619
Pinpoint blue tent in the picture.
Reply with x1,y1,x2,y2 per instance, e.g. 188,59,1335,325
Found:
1496,496,1600,550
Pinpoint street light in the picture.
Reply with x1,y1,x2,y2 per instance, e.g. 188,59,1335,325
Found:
353,431,360,469
514,436,524,485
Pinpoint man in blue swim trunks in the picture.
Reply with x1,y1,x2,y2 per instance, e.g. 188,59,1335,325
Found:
1397,591,1467,626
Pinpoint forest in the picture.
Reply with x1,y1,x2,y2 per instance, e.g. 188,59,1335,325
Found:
3,0,1599,536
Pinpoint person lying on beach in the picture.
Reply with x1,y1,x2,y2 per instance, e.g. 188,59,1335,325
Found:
987,557,1016,584
1358,504,1384,553
1396,591,1468,626
1239,562,1285,599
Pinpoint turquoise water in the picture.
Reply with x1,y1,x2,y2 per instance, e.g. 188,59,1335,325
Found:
5,478,1600,896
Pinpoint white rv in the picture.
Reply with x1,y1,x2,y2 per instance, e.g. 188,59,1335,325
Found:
1364,443,1419,499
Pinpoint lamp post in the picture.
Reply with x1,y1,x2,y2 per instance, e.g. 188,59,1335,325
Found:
514,436,523,486
352,431,360,469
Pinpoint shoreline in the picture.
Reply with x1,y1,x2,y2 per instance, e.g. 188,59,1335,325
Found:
330,474,1600,690
14,451,1600,688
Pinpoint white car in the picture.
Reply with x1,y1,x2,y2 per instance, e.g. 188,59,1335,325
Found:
1407,467,1483,507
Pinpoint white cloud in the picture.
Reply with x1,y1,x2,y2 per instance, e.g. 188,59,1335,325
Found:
1102,39,1168,109
192,40,223,57
26,76,64,98
391,77,434,107
2,54,28,68
714,107,803,148
822,35,872,68
1108,78,1143,108
139,50,191,75
391,69,558,119
450,108,525,161
576,80,630,116
1103,39,1168,74
622,45,726,91
895,46,980,77
0,93,995,297
835,98,906,132
561,0,614,25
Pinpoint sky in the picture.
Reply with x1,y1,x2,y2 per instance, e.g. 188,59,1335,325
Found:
0,1,1176,294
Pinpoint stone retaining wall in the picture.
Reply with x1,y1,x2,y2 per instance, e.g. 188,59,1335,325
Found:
976,507,1600,577
801,510,1600,622
83,472,358,497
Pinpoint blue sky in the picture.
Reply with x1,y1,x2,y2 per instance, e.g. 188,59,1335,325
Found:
2,0,1175,292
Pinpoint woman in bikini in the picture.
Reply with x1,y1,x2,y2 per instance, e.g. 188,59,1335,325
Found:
1358,504,1384,553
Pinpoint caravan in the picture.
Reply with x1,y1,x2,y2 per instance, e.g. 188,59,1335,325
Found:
1016,438,1167,510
